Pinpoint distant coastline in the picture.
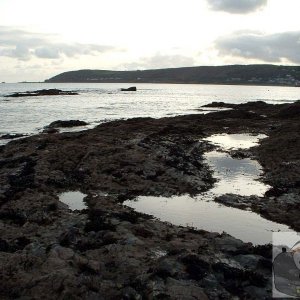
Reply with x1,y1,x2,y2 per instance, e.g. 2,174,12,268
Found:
45,64,300,87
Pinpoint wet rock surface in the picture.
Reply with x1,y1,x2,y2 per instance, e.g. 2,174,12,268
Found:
0,101,299,299
43,120,88,134
0,133,26,140
46,120,89,129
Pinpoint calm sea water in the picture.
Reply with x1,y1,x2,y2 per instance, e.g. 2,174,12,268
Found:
0,82,299,143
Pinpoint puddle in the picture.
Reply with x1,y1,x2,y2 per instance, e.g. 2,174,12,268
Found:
124,195,291,245
203,133,270,196
124,133,290,245
59,191,87,210
204,151,270,196
204,133,267,150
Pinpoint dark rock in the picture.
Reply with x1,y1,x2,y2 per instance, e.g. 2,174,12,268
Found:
5,89,78,97
239,101,268,109
251,244,272,259
122,287,142,300
0,238,10,252
215,194,253,210
46,120,88,128
0,209,27,225
13,236,31,250
276,102,300,118
213,261,268,288
7,158,36,191
85,210,116,232
0,133,25,140
181,254,210,280
0,237,30,252
234,254,263,269
164,278,209,300
155,258,184,278
42,128,59,134
46,202,58,211
202,102,236,108
230,150,251,159
210,108,263,120
121,86,137,91
112,210,140,224
59,227,80,247
134,225,154,238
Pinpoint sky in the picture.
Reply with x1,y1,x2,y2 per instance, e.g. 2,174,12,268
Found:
0,0,300,82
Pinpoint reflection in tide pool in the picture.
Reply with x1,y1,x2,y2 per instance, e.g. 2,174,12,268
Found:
124,195,291,245
125,133,289,245
204,133,267,150
59,191,87,210
205,150,270,196
204,133,270,196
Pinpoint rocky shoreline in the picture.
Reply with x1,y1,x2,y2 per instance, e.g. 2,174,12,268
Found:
0,100,299,299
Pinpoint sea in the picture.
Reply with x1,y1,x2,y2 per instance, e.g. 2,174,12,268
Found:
0,82,299,145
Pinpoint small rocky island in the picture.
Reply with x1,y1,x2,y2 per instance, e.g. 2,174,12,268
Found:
0,101,299,299
120,86,137,91
5,89,78,97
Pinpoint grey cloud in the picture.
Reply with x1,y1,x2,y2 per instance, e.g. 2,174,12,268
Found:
215,31,300,63
1,44,32,61
34,44,112,59
123,54,195,70
0,26,116,60
207,0,268,14
34,47,60,59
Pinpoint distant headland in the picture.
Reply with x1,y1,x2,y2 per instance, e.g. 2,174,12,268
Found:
45,64,300,87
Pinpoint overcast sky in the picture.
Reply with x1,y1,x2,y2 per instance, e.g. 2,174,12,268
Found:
0,0,300,82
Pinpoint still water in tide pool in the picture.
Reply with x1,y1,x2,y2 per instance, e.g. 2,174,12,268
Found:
125,134,292,245
204,133,270,196
59,191,87,211
124,195,291,245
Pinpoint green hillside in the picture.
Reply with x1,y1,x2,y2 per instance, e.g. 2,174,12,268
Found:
45,65,300,86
